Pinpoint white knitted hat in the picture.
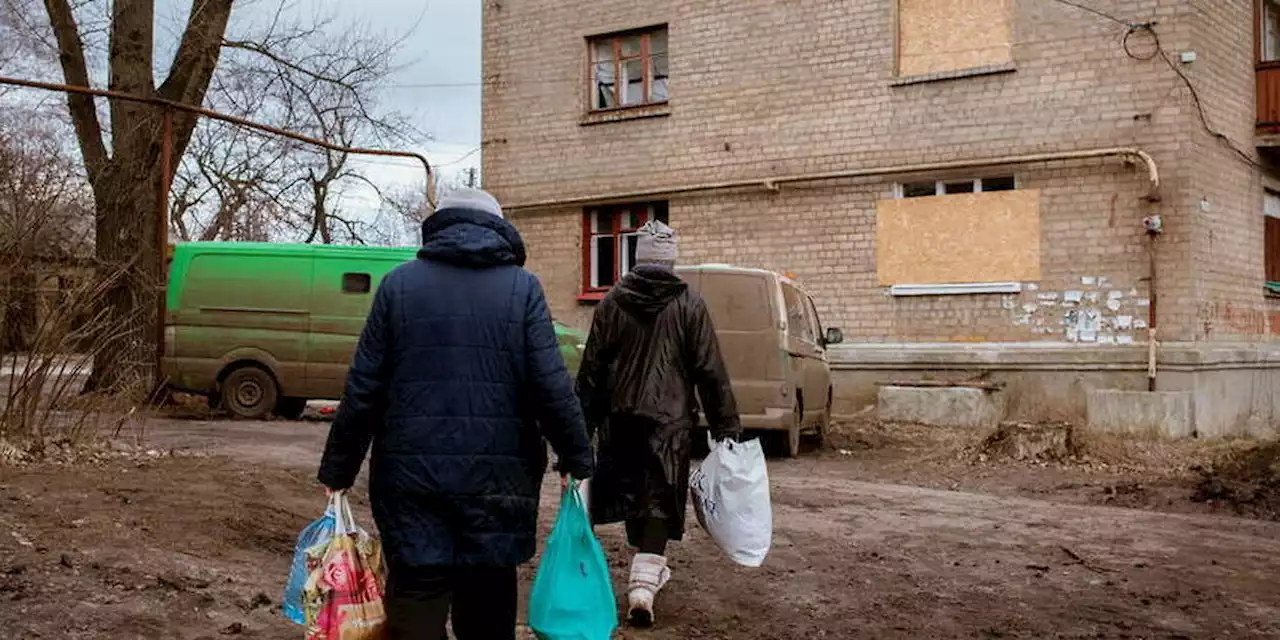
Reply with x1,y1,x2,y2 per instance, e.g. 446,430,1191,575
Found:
438,187,503,219
635,220,678,264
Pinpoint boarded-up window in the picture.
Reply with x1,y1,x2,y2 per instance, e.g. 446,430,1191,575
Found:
876,189,1041,285
897,0,1013,77
1266,191,1280,285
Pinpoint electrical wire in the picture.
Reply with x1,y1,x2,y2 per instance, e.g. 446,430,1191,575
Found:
433,145,481,167
1052,0,1264,170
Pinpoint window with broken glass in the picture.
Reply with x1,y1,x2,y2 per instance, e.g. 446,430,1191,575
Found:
589,26,668,111
582,202,669,295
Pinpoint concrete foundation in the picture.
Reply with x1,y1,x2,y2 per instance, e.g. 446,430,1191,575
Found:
877,385,1004,429
1085,389,1194,438
831,341,1280,439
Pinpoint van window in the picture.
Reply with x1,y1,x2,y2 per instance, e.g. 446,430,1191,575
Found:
695,273,773,332
311,258,402,319
781,283,815,343
805,296,824,338
183,253,311,311
342,273,372,294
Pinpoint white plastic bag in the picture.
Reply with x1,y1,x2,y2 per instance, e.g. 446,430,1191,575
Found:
690,434,772,567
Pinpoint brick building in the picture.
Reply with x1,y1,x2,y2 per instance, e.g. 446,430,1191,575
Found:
482,0,1280,436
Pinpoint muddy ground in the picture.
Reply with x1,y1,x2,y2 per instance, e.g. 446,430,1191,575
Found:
2,418,1280,639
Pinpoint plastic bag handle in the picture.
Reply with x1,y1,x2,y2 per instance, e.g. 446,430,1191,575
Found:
706,432,734,452
330,491,357,535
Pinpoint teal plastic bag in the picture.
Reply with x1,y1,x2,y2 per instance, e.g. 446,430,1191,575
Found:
529,480,618,640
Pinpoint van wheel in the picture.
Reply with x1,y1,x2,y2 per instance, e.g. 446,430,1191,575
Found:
275,397,307,421
220,367,279,420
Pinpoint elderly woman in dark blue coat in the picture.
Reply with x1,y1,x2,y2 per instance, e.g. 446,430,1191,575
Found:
317,188,594,640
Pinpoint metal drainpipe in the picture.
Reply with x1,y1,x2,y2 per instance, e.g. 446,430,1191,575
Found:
1152,235,1162,389
1146,227,1161,392
503,147,1161,211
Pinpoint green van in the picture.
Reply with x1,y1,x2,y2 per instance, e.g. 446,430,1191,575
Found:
163,242,588,419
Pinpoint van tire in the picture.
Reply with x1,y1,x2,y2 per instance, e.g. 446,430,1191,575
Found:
275,397,307,421
220,366,279,420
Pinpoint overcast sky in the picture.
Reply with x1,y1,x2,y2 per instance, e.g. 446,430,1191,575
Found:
319,0,483,187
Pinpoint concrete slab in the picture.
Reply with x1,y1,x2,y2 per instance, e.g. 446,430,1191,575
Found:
877,385,1004,428
1085,389,1193,439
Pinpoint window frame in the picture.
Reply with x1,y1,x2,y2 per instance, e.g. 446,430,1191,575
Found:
1265,189,1280,294
894,175,1018,199
780,281,817,345
586,25,669,113
579,202,669,299
1261,0,1280,64
804,295,825,343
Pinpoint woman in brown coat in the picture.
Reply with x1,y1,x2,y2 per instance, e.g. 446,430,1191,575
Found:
574,220,741,627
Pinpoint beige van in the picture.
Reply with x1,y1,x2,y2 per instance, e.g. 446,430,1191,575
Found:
677,264,843,457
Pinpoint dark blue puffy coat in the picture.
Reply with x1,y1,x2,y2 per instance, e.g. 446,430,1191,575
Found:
318,206,594,568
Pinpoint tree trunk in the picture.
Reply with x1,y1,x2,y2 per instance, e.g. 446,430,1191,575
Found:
82,166,161,394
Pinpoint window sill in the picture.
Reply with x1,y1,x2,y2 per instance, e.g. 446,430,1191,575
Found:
891,62,1017,88
887,282,1023,297
577,291,607,304
581,103,671,126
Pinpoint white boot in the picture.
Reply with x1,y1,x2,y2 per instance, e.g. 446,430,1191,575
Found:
627,552,671,627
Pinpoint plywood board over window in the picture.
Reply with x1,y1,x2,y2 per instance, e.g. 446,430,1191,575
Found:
897,0,1013,77
876,189,1041,285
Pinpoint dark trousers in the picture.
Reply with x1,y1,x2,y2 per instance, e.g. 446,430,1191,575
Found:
384,564,517,640
625,517,669,555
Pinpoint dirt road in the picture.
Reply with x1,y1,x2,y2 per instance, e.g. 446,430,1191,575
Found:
3,419,1279,639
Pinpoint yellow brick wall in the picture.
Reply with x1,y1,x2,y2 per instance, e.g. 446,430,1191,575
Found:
489,0,1279,343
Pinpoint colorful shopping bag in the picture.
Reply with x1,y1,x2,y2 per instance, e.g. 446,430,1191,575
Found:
528,479,617,640
300,492,387,640
283,502,337,624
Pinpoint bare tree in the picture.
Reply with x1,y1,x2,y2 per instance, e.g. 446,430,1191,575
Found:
22,0,422,389
35,0,236,390
0,112,91,353
167,12,421,247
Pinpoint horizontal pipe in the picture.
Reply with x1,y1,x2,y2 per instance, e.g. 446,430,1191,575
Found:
505,147,1160,212
0,75,436,209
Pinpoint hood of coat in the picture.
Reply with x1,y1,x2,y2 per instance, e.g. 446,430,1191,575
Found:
614,265,687,319
418,207,527,268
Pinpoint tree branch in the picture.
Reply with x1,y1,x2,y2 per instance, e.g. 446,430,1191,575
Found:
156,0,234,176
41,0,108,184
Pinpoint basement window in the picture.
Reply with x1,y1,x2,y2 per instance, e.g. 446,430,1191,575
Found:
895,176,1017,198
581,202,669,299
